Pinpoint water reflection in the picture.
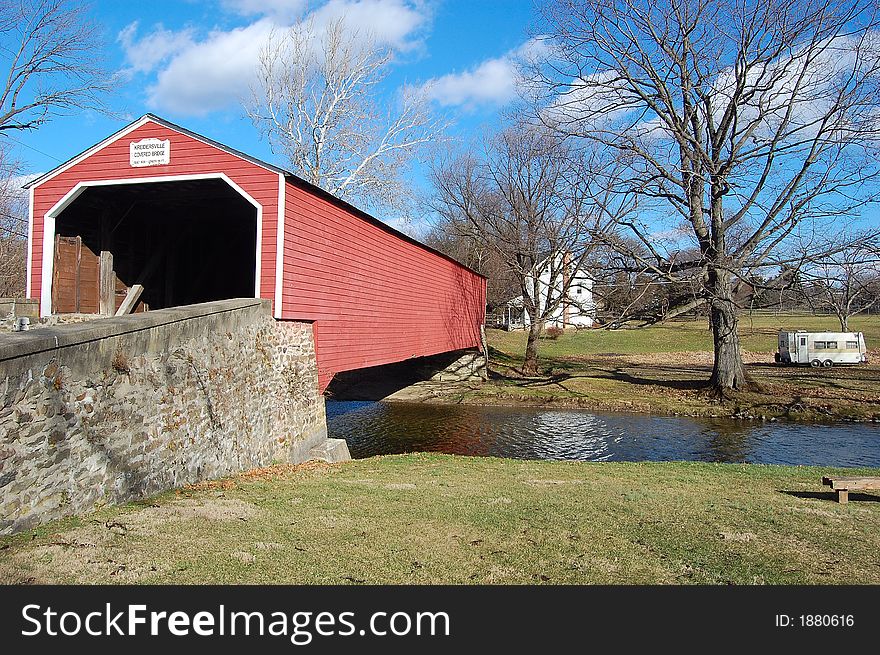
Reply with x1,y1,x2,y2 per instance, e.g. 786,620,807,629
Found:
325,400,880,467
703,420,755,462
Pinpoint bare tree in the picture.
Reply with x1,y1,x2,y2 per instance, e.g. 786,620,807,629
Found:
800,241,880,330
588,236,711,326
533,0,880,393
246,17,446,214
431,122,621,374
0,146,26,297
422,223,520,310
0,0,108,132
0,0,108,297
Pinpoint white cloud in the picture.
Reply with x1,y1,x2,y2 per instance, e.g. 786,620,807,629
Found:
148,20,274,115
12,173,41,187
123,1,430,117
426,58,518,107
310,0,428,52
543,69,641,134
423,39,547,108
1,173,37,212
117,22,195,75
546,32,880,146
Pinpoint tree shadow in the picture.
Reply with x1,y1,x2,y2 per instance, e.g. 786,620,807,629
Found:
485,353,713,393
517,372,578,390
779,490,880,503
751,362,880,386
604,365,708,391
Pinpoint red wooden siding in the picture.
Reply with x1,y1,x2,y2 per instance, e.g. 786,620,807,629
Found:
281,180,487,390
29,119,280,309
29,115,487,393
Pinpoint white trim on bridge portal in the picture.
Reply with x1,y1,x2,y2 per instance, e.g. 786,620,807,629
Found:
39,173,264,317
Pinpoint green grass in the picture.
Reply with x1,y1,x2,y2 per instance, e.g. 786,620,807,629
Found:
2,455,878,585
488,313,880,357
410,314,880,421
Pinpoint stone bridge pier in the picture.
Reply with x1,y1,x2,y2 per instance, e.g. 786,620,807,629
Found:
0,298,348,535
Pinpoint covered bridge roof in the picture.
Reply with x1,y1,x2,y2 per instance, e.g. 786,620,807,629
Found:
26,113,486,280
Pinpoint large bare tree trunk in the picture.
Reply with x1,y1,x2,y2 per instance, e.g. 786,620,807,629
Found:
535,0,880,393
523,320,543,375
708,270,755,394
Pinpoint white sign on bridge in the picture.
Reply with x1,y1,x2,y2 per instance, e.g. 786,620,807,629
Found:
129,138,171,167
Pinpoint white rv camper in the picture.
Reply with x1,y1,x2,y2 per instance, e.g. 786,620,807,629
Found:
776,331,868,367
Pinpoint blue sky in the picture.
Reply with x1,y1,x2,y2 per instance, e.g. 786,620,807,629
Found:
9,0,878,238
8,0,538,208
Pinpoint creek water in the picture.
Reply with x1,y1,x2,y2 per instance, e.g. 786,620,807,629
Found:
325,400,880,467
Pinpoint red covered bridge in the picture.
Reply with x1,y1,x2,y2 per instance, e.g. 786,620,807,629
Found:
24,114,486,390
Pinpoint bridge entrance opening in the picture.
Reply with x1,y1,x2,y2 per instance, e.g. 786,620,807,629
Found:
50,178,258,314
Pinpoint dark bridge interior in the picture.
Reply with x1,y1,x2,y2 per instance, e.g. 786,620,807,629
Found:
53,179,257,313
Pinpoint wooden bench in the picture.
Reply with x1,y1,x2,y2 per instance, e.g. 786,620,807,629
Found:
822,476,880,504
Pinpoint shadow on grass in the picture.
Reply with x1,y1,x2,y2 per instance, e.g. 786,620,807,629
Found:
605,366,708,391
486,346,523,380
486,346,875,398
750,362,880,386
780,490,880,503
487,353,713,393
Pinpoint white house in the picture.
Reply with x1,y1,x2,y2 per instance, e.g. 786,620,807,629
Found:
501,257,595,330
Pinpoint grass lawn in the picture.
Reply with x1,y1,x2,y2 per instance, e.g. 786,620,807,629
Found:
393,314,880,421
1,455,878,585
489,312,880,357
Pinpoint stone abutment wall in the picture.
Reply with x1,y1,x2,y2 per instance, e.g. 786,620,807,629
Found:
0,299,334,535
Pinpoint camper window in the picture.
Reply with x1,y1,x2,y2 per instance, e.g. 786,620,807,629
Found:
847,340,859,349
814,342,826,349
826,341,838,349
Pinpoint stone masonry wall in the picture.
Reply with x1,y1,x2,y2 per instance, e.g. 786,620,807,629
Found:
0,299,328,535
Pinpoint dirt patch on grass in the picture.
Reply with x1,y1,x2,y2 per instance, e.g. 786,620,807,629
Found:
788,506,844,520
184,461,336,492
575,351,772,367
254,541,284,550
231,551,256,564
0,498,263,584
129,498,262,530
718,531,758,542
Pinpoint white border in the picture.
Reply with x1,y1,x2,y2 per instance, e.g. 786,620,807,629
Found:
39,173,263,317
274,173,286,319
26,185,34,298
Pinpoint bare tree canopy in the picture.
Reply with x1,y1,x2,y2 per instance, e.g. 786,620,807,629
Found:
246,17,446,214
0,146,26,297
422,224,520,310
0,0,108,132
799,237,880,330
431,122,619,373
532,0,880,392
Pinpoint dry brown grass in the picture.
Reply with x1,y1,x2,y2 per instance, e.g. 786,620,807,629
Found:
1,455,878,585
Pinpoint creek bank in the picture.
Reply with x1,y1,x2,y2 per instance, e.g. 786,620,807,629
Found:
377,376,880,424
